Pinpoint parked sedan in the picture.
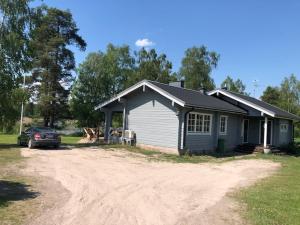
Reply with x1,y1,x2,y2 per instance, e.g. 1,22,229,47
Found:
18,127,61,149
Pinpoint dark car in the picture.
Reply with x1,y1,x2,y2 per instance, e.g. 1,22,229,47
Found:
18,127,61,149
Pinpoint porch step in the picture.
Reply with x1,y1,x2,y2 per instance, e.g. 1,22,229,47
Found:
235,144,278,154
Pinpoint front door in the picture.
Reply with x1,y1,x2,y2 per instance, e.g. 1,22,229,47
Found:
243,119,249,143
260,120,272,145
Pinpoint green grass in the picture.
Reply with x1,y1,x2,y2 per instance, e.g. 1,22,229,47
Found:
236,154,300,225
0,147,39,225
0,134,82,147
61,136,82,145
0,135,41,225
0,134,18,145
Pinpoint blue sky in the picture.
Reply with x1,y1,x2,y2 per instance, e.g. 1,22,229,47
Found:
34,0,300,97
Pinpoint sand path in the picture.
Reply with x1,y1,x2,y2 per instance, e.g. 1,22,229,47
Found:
22,147,279,225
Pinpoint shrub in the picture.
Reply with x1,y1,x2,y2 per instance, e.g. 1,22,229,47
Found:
280,142,300,155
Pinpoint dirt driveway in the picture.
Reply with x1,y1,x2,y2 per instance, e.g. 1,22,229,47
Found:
22,147,279,225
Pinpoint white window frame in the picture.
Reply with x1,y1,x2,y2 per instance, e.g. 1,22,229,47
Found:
219,115,228,135
187,112,212,135
280,123,288,133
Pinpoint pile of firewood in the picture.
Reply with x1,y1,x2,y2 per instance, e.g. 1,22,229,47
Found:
83,128,103,140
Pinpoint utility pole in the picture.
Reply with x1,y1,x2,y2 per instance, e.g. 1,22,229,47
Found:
19,74,26,135
253,79,259,98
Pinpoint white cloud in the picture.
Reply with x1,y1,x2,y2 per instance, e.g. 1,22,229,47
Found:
135,38,155,48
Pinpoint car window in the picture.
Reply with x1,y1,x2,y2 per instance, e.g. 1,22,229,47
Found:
35,127,54,132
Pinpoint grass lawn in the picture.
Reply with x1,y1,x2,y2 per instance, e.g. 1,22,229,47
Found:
236,154,300,225
0,134,18,145
61,136,82,145
0,146,39,224
0,134,82,147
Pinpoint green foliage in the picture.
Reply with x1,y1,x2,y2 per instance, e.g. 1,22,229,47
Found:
279,74,299,114
0,0,33,132
221,76,248,95
261,75,300,138
261,86,281,106
126,48,176,87
70,44,133,127
29,6,86,128
179,46,219,91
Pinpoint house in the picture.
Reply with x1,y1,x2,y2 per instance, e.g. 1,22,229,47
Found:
96,80,300,154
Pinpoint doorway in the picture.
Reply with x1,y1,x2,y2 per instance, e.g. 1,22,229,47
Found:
259,120,273,145
242,119,249,143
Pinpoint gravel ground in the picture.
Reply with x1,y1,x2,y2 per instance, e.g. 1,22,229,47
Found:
21,147,280,225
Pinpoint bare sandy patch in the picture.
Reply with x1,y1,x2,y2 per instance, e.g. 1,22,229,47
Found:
21,147,280,225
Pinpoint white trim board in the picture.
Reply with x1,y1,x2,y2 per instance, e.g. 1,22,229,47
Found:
95,80,185,110
258,120,273,145
208,90,275,117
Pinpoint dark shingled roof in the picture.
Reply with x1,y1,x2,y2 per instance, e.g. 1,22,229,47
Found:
147,81,246,114
214,89,300,121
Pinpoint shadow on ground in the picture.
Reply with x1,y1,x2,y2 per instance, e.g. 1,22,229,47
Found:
0,180,39,207
0,144,20,150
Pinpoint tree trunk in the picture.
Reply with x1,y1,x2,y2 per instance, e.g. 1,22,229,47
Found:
49,114,54,128
44,117,49,127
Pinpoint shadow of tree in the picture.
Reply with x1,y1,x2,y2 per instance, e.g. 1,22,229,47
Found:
0,180,39,207
0,144,20,150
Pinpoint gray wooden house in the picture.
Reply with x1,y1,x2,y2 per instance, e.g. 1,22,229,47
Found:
96,80,300,154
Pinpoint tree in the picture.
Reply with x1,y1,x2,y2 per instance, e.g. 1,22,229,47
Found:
0,0,33,132
126,48,175,87
260,75,300,137
221,76,248,95
261,86,281,107
70,44,134,127
179,46,219,91
30,6,86,127
279,74,299,114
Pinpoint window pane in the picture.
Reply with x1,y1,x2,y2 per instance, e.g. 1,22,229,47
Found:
188,113,195,132
203,115,211,133
220,117,226,133
195,114,201,132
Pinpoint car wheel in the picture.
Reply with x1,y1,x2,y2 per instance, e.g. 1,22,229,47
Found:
54,144,60,149
28,139,34,149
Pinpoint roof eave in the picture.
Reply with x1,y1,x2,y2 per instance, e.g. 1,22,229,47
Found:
95,80,185,110
208,89,275,117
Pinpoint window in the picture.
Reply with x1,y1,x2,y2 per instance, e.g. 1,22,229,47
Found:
219,115,228,135
187,112,212,134
280,123,288,133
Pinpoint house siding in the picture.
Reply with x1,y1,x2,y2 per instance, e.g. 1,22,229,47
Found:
184,109,243,153
219,113,243,150
277,119,293,146
126,89,179,151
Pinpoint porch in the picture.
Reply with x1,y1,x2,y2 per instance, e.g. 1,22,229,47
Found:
241,116,292,152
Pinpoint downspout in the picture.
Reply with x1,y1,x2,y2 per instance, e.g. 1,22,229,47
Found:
182,107,194,151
